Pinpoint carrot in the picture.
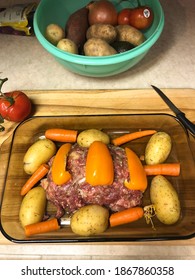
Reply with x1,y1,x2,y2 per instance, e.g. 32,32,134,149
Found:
109,207,144,227
20,163,49,196
112,130,157,146
124,147,147,192
45,128,78,142
24,218,60,236
144,163,180,176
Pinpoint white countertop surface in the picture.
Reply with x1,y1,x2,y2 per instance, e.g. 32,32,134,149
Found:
0,0,195,92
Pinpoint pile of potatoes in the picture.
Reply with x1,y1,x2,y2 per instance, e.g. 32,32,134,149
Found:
45,6,145,56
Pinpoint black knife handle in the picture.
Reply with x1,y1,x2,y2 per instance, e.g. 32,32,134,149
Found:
177,112,195,135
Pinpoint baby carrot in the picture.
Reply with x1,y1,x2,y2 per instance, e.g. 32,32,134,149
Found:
110,207,144,227
45,128,78,142
20,163,49,196
144,163,181,176
24,218,60,236
112,130,157,146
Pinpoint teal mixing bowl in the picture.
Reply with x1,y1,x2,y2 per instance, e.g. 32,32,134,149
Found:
33,0,164,77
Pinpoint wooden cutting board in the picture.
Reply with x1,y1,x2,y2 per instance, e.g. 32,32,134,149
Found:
0,88,195,246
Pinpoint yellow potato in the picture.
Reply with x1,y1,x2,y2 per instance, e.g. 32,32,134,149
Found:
145,132,172,165
116,25,145,46
150,175,181,225
57,38,78,54
84,38,117,56
19,186,46,228
86,23,117,44
45,23,65,45
23,139,56,175
70,204,109,236
77,129,110,147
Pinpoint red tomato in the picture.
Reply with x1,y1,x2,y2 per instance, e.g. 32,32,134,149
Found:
117,8,131,25
0,79,32,122
128,6,154,30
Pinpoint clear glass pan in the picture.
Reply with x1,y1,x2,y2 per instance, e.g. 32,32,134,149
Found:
1,113,195,243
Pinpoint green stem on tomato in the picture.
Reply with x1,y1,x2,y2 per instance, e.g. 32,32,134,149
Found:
0,79,9,132
0,80,8,132
0,115,5,132
0,78,15,105
0,78,8,96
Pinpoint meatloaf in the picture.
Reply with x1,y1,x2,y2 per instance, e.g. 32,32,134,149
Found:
41,143,143,218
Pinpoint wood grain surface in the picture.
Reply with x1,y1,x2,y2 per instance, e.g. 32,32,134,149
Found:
0,89,195,256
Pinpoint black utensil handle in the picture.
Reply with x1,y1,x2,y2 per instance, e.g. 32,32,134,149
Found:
177,113,195,135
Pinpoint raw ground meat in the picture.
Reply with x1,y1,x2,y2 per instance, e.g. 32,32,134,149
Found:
41,143,143,218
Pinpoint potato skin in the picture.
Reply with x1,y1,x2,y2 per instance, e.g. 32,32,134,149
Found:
23,139,56,175
57,38,78,54
86,24,117,44
70,204,109,236
77,129,110,147
116,25,145,46
84,38,117,56
150,175,181,225
45,23,65,45
145,132,172,165
19,186,46,228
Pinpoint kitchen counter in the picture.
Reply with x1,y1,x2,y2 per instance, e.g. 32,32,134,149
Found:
0,0,195,91
0,88,195,260
0,0,195,260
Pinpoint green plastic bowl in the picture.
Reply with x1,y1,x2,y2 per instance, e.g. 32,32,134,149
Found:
34,0,164,77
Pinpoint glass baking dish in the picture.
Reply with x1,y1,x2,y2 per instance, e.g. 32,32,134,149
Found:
0,113,195,243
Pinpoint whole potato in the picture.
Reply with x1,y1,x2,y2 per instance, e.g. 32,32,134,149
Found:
84,38,117,56
86,23,117,44
116,25,145,46
23,139,56,175
45,23,65,45
150,175,181,225
77,129,110,147
19,186,46,228
70,204,109,236
145,132,172,165
57,38,78,54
